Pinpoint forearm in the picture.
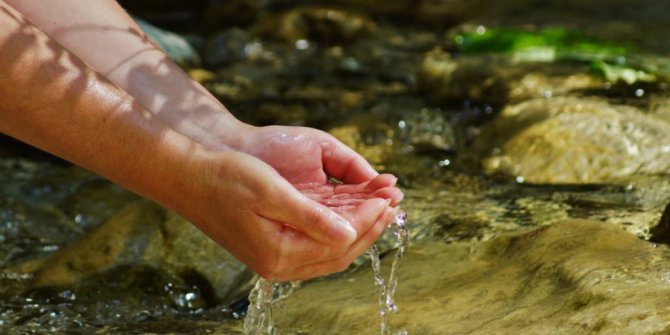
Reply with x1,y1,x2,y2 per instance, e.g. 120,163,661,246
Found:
5,0,252,151
0,2,205,215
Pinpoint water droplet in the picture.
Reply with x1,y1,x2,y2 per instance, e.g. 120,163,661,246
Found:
295,39,310,50
635,88,645,97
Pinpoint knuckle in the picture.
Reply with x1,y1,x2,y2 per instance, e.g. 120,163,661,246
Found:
334,259,352,273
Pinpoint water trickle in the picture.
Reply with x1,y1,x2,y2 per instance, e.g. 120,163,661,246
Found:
367,210,409,335
243,277,300,335
243,210,408,335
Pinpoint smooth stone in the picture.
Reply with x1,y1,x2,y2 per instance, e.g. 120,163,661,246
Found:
27,201,251,305
276,219,670,334
476,97,670,184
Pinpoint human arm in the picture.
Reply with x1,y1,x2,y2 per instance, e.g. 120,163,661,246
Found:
4,0,244,151
7,0,404,203
0,1,396,281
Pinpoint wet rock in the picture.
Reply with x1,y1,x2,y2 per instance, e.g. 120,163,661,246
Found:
649,95,670,123
419,49,508,106
331,0,471,28
203,28,278,68
252,7,376,45
650,202,670,244
328,123,393,170
27,201,250,306
276,220,670,334
188,68,216,83
476,97,670,184
202,0,264,29
396,107,457,153
135,18,201,67
418,48,603,107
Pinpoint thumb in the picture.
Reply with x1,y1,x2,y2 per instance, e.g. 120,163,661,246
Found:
268,187,358,247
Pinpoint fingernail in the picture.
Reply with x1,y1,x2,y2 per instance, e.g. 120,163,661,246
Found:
335,216,357,244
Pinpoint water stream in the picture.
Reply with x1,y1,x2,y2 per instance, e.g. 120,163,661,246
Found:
366,210,409,335
3,1,670,333
243,277,300,335
243,211,409,335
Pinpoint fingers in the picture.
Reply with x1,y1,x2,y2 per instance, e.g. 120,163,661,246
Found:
262,197,390,280
276,204,396,281
331,174,404,205
336,197,390,236
321,139,378,184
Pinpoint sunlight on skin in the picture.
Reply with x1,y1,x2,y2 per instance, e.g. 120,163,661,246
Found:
0,0,405,282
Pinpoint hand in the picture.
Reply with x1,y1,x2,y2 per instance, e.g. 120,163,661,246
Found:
187,150,399,281
240,125,404,206
226,125,405,280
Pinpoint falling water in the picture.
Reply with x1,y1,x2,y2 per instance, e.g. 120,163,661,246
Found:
243,210,408,335
367,210,409,335
243,277,300,335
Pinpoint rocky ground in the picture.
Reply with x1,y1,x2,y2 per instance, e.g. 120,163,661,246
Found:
2,0,670,334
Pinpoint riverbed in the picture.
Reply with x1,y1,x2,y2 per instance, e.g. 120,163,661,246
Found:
2,1,670,334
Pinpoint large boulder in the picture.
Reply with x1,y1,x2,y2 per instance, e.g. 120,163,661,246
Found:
476,97,670,184
275,220,670,334
27,201,251,306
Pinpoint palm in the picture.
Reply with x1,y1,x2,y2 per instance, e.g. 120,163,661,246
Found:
244,126,402,211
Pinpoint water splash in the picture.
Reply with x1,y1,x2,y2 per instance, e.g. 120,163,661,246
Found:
367,210,409,335
243,210,408,335
243,277,300,335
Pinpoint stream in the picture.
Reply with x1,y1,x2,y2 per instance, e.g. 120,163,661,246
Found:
3,0,670,334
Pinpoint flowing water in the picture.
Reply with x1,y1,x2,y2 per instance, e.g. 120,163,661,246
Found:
366,211,408,335
243,211,409,335
243,277,300,335
3,0,670,334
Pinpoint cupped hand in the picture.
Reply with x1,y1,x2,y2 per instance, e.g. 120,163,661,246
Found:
240,125,404,206
189,151,399,281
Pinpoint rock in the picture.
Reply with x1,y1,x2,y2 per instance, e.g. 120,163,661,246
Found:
276,220,670,334
252,7,376,45
134,18,201,67
649,96,670,123
203,28,277,68
202,0,263,28
188,68,216,83
330,0,471,28
418,48,603,107
28,201,251,306
419,49,508,106
328,124,393,170
476,97,670,184
395,107,457,153
650,202,670,244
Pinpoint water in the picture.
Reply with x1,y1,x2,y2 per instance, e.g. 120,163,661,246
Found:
366,210,409,335
243,277,300,335
243,211,409,335
3,1,670,333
